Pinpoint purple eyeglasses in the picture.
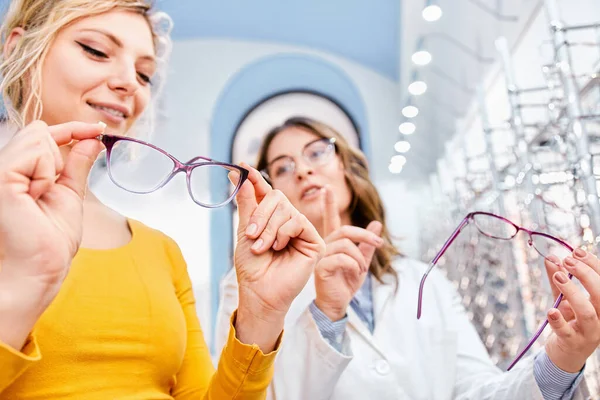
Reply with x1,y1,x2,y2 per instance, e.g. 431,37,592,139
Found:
96,134,248,208
417,211,574,371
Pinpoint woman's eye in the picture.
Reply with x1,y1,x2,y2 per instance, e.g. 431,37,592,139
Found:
138,72,152,85
77,42,108,59
309,149,325,159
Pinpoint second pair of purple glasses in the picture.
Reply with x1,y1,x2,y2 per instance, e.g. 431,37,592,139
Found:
417,211,574,371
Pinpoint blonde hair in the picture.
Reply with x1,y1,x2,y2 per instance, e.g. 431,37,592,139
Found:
256,117,402,286
0,0,172,137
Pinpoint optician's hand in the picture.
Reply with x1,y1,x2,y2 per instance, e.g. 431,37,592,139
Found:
544,249,600,373
231,163,325,352
0,120,105,350
313,186,383,321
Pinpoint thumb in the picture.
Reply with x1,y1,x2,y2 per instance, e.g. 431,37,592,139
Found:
230,171,258,234
55,139,104,199
358,221,383,266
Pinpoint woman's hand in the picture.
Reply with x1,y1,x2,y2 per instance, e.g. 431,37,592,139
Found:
544,249,600,373
232,163,325,352
313,186,383,321
0,120,105,349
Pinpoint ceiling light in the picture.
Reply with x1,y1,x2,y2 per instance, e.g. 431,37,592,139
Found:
389,163,404,174
394,140,411,153
412,50,432,66
398,122,416,135
422,4,443,22
402,105,419,118
391,155,407,166
408,81,427,96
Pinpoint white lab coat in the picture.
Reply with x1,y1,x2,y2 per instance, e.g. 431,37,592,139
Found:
215,257,585,400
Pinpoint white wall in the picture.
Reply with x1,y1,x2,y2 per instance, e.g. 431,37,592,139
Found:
92,38,424,347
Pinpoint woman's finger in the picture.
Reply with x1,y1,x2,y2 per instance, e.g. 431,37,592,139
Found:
47,121,105,146
326,225,384,248
545,255,566,301
572,248,600,277
271,213,324,257
547,308,576,340
321,186,341,237
240,162,272,204
545,255,575,321
26,142,57,200
245,190,287,240
325,238,367,272
56,139,104,200
557,299,576,322
553,271,599,334
252,199,294,253
562,256,600,310
358,221,383,269
318,253,362,277
45,129,64,175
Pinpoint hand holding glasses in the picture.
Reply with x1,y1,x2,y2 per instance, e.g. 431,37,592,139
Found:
417,211,600,371
97,133,327,352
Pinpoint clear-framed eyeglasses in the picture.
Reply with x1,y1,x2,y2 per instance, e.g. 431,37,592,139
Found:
261,137,336,182
96,134,248,208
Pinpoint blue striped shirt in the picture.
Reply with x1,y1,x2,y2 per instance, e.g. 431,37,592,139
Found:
309,273,583,399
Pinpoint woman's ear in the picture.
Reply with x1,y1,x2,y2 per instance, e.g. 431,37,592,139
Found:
4,27,25,59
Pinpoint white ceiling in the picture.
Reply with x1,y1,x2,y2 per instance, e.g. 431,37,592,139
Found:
397,0,544,181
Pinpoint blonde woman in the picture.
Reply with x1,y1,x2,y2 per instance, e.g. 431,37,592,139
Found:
0,2,324,398
216,117,600,400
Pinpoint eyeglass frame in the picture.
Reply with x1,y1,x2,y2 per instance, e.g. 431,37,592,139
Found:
416,211,574,371
260,137,337,182
96,134,249,209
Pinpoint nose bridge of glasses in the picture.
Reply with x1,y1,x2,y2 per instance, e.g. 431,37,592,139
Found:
186,155,212,164
295,153,315,175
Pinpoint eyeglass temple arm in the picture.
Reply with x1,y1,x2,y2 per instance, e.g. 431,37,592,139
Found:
417,215,472,319
507,273,572,371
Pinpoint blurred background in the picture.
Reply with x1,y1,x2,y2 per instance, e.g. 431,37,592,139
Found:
6,0,600,389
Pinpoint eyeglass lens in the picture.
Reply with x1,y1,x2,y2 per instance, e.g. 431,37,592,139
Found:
472,213,572,261
106,138,239,207
107,138,174,193
267,138,334,179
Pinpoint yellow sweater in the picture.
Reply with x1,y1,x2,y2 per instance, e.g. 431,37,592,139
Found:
0,220,280,399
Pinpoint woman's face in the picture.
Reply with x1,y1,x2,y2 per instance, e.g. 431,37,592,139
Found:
33,10,156,134
265,126,353,231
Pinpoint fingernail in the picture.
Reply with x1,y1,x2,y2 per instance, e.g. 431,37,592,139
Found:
251,238,263,251
549,309,559,321
546,254,559,263
273,239,279,249
98,121,107,130
564,257,577,267
574,248,586,258
554,271,568,284
228,171,240,185
375,237,384,245
246,223,257,236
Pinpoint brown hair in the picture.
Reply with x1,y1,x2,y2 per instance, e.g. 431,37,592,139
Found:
256,117,401,285
0,0,172,130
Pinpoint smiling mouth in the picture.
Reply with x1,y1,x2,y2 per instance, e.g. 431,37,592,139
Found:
87,102,128,120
